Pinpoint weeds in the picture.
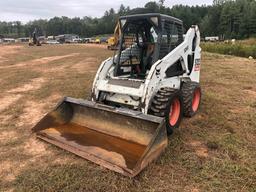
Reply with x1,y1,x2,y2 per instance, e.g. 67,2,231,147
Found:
201,39,256,58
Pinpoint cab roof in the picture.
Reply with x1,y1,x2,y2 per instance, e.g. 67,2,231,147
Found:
119,13,183,25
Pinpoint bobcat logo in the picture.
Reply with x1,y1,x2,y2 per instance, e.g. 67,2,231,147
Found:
194,59,200,71
184,46,189,53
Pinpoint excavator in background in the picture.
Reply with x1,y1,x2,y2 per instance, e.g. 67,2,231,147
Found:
107,37,116,49
107,21,121,50
33,13,202,177
29,28,41,46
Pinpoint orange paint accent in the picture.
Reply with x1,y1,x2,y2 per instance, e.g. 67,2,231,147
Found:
194,64,200,71
192,88,200,112
169,98,181,126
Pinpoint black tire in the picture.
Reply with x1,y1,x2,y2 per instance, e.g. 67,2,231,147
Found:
181,81,201,117
149,87,183,135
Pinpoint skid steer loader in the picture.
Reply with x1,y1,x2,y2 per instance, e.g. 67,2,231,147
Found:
33,13,202,177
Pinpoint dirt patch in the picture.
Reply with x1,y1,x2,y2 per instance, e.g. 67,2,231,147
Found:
0,94,22,112
0,53,80,69
0,161,16,182
0,130,18,144
228,106,250,114
71,57,98,72
184,187,200,192
0,45,22,57
0,45,22,65
16,101,46,127
0,158,31,184
0,55,8,63
17,92,62,127
34,63,66,73
47,93,62,103
0,138,52,184
23,137,49,156
243,89,256,98
0,115,12,125
52,156,75,165
83,44,107,49
7,77,46,93
187,140,208,158
32,53,80,64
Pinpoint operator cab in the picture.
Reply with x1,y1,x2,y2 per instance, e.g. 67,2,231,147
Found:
113,13,184,79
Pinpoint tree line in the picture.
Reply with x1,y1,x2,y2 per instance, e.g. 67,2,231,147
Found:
0,0,256,39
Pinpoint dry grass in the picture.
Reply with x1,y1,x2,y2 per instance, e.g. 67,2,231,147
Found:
0,44,255,192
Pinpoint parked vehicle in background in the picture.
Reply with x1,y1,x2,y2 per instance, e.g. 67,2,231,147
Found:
0,35,3,43
55,34,80,43
55,35,65,44
3,38,16,43
89,38,96,43
82,38,91,43
18,37,30,43
95,38,101,44
205,36,219,42
46,40,60,44
100,37,108,43
72,38,83,43
47,36,55,40
38,36,47,44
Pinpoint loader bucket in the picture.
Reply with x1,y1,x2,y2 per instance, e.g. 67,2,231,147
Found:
32,97,167,177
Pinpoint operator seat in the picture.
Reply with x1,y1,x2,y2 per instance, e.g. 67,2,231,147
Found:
141,43,155,72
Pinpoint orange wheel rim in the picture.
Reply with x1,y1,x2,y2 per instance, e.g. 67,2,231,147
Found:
192,88,200,112
169,98,181,126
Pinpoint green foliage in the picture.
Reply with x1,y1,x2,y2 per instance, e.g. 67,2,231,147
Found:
0,0,256,39
201,40,256,58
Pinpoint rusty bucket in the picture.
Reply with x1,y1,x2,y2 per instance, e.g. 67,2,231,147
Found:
32,97,167,177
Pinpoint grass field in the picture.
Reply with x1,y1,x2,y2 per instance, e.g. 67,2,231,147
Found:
0,44,255,192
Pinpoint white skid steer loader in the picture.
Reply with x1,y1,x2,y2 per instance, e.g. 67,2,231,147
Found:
33,13,202,177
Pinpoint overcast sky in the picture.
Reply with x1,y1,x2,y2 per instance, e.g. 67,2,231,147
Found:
0,0,212,23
